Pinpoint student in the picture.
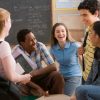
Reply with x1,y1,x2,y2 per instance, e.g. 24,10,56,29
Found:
12,29,64,96
50,23,82,96
72,21,100,100
0,8,31,100
78,0,100,82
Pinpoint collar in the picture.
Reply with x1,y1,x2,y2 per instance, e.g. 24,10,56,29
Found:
18,45,30,57
56,42,70,50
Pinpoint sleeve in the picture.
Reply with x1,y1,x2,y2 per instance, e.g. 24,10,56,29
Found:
0,41,11,59
73,42,79,56
40,43,54,64
49,48,56,61
12,45,21,58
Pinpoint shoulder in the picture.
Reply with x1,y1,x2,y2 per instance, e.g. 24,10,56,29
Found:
70,42,81,48
50,44,58,50
12,45,20,52
37,42,46,47
0,41,11,58
0,41,10,50
50,44,59,54
37,42,47,50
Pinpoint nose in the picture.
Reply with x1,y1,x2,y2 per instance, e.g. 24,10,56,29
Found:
32,39,37,45
59,31,63,35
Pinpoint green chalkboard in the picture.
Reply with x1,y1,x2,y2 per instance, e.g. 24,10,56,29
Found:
0,0,52,44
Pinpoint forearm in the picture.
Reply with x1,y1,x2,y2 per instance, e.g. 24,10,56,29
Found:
30,63,57,77
28,81,41,89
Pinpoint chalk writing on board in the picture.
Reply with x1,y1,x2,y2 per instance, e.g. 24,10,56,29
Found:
0,0,52,44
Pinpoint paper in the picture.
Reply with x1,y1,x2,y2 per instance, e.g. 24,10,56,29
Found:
15,63,25,74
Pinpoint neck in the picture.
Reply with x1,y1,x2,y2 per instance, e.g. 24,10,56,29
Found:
0,32,6,40
92,17,100,25
58,41,66,49
0,28,8,40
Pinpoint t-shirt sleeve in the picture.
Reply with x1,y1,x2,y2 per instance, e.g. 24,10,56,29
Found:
39,42,54,64
0,41,11,59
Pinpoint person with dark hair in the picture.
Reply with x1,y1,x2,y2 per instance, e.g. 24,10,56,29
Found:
12,29,64,97
77,0,100,82
71,21,100,100
50,23,82,96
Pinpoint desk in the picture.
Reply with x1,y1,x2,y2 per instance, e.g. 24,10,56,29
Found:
36,94,70,100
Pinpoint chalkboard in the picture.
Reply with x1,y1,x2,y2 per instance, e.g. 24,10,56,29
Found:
0,0,52,44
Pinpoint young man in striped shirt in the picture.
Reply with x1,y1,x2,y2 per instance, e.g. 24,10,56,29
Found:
78,0,100,82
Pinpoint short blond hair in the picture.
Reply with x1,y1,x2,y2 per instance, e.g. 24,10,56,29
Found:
0,8,10,33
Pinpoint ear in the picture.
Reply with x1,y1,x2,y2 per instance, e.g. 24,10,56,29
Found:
95,10,99,17
20,41,25,47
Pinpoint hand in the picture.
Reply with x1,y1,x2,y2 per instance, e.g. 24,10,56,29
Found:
30,86,46,96
35,88,49,97
78,46,84,55
20,74,32,84
70,95,77,100
29,82,49,97
45,91,49,96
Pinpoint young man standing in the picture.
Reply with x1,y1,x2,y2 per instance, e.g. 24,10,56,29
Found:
74,21,100,100
78,0,100,82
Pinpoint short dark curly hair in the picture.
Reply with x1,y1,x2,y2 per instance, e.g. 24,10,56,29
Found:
78,0,100,15
17,29,31,44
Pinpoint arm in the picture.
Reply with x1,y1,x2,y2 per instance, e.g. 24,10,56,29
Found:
28,81,49,96
1,42,31,83
39,42,54,65
30,43,57,77
30,63,57,78
2,55,31,84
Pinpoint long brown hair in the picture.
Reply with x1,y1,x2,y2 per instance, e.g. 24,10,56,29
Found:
51,23,75,47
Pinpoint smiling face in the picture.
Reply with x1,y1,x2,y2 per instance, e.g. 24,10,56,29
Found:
79,9,98,26
21,32,37,54
54,25,67,44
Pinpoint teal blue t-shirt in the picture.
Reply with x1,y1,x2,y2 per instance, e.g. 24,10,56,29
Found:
50,42,82,77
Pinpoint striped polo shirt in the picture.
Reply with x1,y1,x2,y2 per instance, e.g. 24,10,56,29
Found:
83,26,95,81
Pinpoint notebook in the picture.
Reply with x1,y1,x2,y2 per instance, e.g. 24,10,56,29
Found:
15,54,33,74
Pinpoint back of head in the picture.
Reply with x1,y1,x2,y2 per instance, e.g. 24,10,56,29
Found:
0,8,10,33
93,21,100,38
17,29,31,44
78,0,100,15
